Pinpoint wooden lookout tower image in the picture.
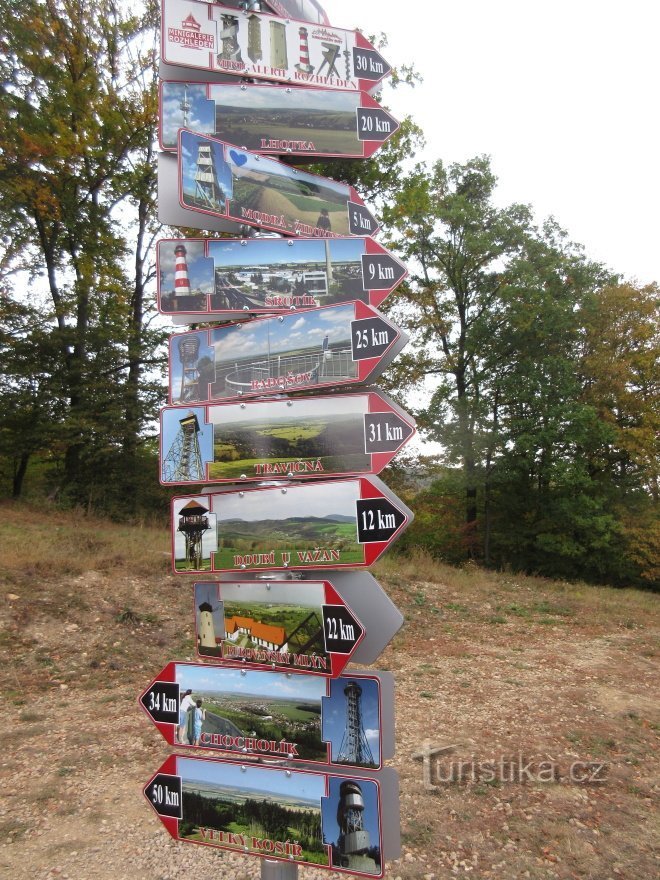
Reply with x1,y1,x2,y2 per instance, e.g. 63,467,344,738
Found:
336,780,377,872
336,681,376,768
177,500,210,569
162,412,204,483
177,336,200,403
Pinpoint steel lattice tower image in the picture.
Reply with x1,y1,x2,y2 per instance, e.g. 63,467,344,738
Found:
163,412,204,483
194,141,225,210
177,335,200,403
336,681,375,767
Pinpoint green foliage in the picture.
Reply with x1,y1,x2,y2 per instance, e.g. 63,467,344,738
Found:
383,156,658,587
0,0,165,515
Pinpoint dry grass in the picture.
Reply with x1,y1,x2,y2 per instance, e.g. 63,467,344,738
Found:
0,500,170,582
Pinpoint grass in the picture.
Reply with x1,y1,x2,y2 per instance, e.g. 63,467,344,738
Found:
0,500,169,581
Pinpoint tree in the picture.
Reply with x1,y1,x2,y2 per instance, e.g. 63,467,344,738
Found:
381,156,536,555
381,155,658,585
0,0,164,512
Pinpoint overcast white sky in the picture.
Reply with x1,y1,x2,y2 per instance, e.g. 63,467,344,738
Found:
326,0,659,285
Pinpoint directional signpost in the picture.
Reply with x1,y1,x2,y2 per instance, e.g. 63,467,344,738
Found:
157,235,407,318
193,576,402,674
168,303,407,404
145,754,399,877
149,2,407,876
140,662,394,769
161,0,391,93
160,391,415,485
171,476,412,574
160,81,400,159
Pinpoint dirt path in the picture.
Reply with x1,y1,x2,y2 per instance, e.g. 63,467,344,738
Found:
1,566,657,880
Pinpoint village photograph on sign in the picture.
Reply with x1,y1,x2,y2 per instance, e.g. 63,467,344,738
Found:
149,756,385,876
157,236,405,315
179,130,366,237
160,81,398,159
168,304,403,405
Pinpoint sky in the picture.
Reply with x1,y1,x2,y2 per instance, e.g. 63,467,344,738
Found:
323,0,659,285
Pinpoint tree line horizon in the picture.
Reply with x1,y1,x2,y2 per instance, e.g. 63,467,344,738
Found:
0,0,657,589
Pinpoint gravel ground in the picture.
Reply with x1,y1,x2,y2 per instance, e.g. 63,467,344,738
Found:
1,567,658,879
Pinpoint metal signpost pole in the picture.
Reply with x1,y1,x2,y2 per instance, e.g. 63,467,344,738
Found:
261,858,298,880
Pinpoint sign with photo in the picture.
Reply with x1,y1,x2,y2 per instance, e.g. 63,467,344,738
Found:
156,236,406,318
160,392,415,485
176,130,378,237
170,477,413,574
192,579,365,676
201,575,405,672
160,81,400,159
140,662,392,770
145,754,395,876
161,0,391,93
167,302,407,405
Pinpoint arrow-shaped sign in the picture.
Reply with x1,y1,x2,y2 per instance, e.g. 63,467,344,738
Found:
144,754,400,876
157,235,407,319
168,302,407,405
140,662,393,769
193,574,402,673
160,0,392,94
160,391,415,486
194,577,365,675
173,129,378,238
171,476,413,574
160,81,400,160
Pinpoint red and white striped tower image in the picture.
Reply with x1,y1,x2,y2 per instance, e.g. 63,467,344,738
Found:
295,26,314,73
174,244,192,298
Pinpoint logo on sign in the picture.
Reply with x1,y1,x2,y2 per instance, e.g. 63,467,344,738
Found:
168,14,214,50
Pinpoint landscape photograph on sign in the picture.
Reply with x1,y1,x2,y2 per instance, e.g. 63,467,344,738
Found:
321,775,383,875
158,236,370,315
172,496,218,572
169,305,359,404
209,395,371,480
212,480,363,570
173,663,327,762
177,759,328,866
194,581,333,672
161,82,366,156
180,131,353,236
